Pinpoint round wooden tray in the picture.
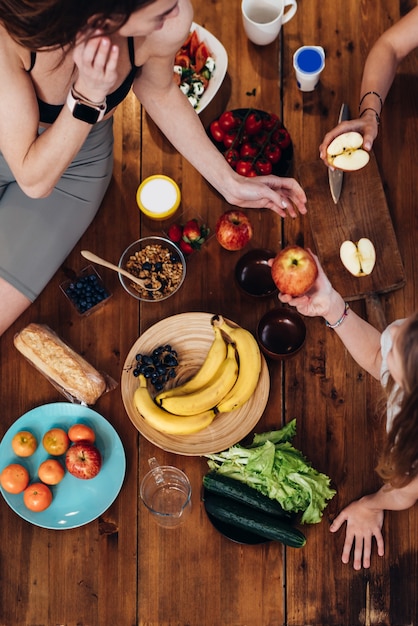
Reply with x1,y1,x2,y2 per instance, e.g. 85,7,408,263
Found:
121,312,270,455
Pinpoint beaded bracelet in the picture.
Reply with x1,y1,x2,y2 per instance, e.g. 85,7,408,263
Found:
359,90,383,111
359,107,381,125
325,302,350,329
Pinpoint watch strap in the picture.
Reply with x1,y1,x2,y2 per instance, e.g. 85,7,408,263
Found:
66,89,106,124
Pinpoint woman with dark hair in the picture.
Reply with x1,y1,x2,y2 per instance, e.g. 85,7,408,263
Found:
279,254,418,570
0,0,307,335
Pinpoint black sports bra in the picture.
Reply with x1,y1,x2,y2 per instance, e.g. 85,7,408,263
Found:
27,37,141,124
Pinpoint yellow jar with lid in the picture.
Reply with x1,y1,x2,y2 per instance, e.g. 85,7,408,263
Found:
136,175,181,220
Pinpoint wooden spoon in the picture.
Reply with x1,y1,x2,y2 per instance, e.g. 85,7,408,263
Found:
81,250,160,291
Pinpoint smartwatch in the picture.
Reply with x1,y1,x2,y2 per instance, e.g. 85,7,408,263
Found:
66,88,106,124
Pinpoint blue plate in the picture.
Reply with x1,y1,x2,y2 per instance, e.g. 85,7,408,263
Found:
0,403,126,530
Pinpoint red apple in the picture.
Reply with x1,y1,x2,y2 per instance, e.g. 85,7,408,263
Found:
271,245,318,296
215,210,253,251
65,441,102,480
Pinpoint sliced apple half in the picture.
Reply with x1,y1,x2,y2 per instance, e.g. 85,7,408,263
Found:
327,132,370,171
340,238,376,277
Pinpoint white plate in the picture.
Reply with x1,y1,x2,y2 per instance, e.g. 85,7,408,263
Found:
191,22,228,113
0,403,126,530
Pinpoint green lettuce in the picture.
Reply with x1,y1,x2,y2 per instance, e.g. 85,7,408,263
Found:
205,419,335,524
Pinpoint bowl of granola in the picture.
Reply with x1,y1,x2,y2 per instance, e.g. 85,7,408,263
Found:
118,237,186,302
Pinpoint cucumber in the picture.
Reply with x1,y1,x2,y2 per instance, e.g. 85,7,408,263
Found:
204,492,306,548
203,472,296,521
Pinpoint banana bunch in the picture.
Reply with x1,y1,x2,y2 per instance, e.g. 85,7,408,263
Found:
157,342,238,416
133,375,217,435
211,315,262,413
132,315,262,436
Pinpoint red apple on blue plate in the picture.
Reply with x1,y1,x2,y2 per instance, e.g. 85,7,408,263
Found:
65,441,102,480
271,245,318,296
215,210,253,251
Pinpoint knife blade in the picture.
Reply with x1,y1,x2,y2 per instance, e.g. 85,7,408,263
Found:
328,103,350,204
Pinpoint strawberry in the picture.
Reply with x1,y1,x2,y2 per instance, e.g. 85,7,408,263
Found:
182,219,201,243
168,223,183,243
179,239,193,255
181,218,210,251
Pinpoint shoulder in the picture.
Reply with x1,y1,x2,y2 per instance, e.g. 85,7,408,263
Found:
0,23,31,71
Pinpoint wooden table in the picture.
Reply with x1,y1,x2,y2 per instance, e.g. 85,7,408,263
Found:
1,1,417,624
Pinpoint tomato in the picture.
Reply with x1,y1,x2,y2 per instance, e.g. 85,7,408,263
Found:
23,482,53,512
264,143,282,164
38,459,65,485
222,129,239,149
218,111,239,132
210,120,225,143
68,423,96,444
244,112,263,135
42,428,70,456
195,42,210,72
0,463,30,494
11,430,37,457
189,31,200,57
225,148,240,169
273,127,291,149
255,158,273,175
240,142,258,158
236,159,257,177
262,113,280,131
174,53,190,68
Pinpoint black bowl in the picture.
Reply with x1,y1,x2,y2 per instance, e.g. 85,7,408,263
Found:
256,307,306,360
235,249,278,298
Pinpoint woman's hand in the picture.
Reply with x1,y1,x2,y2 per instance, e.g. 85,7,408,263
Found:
277,253,339,318
330,497,385,570
319,113,379,168
223,172,307,218
72,31,120,102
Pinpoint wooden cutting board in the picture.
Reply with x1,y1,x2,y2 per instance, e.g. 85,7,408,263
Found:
298,153,405,328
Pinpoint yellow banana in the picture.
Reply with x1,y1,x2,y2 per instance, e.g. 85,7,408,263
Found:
133,375,216,435
213,315,262,413
155,325,227,401
158,342,239,416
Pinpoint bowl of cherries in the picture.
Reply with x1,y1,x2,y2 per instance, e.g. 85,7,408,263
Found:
208,108,293,177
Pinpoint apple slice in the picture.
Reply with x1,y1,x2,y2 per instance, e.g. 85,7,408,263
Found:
340,238,376,276
327,132,370,171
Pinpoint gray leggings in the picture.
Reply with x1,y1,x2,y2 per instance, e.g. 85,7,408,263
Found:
0,117,114,301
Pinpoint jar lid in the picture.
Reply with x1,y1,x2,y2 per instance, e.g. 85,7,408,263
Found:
136,175,181,220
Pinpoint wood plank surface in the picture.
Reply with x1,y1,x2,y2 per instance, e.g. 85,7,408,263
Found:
0,1,418,626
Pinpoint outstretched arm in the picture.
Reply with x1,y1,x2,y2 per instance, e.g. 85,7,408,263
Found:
278,254,382,379
319,4,418,162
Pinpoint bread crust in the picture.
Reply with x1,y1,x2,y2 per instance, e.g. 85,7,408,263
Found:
14,323,107,405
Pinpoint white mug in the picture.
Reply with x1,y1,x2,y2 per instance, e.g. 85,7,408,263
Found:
241,0,297,46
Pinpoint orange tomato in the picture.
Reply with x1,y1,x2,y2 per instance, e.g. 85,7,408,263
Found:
0,463,30,494
42,427,70,456
68,423,96,444
11,430,38,457
23,482,52,512
38,459,65,485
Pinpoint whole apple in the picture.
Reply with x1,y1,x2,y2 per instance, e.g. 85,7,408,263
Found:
65,441,102,480
215,210,253,251
271,245,318,296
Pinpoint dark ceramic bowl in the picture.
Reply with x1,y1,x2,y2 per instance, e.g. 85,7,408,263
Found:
256,307,306,360
235,249,278,298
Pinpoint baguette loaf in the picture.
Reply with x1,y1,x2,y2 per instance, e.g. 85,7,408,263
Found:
14,323,107,405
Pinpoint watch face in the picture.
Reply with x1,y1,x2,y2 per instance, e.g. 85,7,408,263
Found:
73,102,101,124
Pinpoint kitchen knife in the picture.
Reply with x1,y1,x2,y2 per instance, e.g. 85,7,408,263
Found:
328,103,350,204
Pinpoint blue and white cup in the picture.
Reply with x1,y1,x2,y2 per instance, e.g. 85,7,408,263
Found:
293,46,325,92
